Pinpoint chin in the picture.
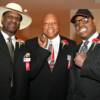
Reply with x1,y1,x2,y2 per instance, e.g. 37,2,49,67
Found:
8,30,16,34
81,35,88,40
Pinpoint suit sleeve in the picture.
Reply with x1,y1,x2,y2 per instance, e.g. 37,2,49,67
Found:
66,40,77,100
28,40,50,80
81,44,100,82
13,39,50,100
13,45,29,100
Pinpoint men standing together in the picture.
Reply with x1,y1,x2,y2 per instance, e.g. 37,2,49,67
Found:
1,2,100,100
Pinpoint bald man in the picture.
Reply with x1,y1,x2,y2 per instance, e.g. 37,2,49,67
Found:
15,13,77,100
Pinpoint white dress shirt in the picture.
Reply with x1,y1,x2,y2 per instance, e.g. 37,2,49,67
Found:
79,32,99,52
1,30,16,49
47,34,60,62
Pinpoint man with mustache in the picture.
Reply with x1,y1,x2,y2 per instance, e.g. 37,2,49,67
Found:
0,2,32,100
71,9,100,100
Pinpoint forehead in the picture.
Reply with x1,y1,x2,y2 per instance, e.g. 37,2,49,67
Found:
75,16,87,20
3,11,22,17
43,14,58,23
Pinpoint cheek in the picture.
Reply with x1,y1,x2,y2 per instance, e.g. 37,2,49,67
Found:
43,28,47,35
88,25,94,33
2,19,8,26
16,22,20,28
75,27,79,33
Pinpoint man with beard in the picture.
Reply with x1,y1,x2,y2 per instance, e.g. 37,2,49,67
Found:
0,2,32,100
71,9,100,100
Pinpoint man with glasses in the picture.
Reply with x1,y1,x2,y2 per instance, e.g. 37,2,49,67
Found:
70,9,100,100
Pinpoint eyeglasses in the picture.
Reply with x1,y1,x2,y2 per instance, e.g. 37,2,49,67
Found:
74,17,89,26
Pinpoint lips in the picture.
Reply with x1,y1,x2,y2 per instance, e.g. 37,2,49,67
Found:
79,26,88,33
9,23,17,28
47,29,54,34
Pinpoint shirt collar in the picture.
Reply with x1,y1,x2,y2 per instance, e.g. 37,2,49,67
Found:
83,32,99,43
48,34,60,46
1,30,16,41
47,34,60,50
1,30,9,41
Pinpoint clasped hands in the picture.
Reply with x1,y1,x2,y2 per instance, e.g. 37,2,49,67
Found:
38,33,48,48
74,52,87,68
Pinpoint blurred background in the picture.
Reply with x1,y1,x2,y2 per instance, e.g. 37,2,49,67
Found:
0,0,100,43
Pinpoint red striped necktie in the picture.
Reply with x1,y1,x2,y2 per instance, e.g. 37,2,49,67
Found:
48,42,55,72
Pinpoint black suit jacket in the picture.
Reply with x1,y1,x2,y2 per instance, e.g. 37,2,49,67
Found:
71,34,100,100
0,32,16,100
14,36,76,100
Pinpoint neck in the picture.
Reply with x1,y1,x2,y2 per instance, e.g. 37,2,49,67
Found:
2,29,15,37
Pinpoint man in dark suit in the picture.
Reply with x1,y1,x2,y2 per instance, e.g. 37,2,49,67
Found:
71,9,100,100
14,13,76,100
0,2,32,100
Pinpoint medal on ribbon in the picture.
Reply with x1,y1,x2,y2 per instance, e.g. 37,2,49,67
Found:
23,52,31,71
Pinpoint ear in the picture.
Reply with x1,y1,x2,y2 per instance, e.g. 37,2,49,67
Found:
1,17,4,26
93,19,96,23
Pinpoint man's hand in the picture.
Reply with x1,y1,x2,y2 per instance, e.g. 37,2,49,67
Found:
74,52,87,68
38,33,48,48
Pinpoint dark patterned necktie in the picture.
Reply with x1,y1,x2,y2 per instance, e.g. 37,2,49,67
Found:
7,37,14,61
48,41,55,72
79,40,89,53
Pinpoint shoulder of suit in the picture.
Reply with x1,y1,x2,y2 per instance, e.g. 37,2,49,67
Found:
25,37,37,44
60,35,76,45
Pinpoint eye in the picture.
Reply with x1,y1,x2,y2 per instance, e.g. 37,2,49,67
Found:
7,15,21,21
74,18,89,27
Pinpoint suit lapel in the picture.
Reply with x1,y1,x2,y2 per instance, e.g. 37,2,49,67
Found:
54,36,68,70
87,33,100,54
97,33,100,38
0,32,11,58
54,40,62,65
14,42,22,63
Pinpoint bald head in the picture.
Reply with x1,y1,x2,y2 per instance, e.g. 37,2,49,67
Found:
43,13,59,39
43,13,58,23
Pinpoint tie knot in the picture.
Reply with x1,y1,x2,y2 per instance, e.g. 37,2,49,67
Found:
84,40,89,46
7,37,12,42
79,40,89,53
48,41,53,52
49,40,52,45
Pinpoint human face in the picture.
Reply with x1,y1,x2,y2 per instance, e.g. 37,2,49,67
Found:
1,11,22,36
74,16,96,40
43,14,59,39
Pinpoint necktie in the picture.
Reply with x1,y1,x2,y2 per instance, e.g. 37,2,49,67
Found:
79,40,89,53
7,37,14,87
48,41,55,72
7,37,14,61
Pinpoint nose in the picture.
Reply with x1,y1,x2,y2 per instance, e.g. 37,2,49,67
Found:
79,21,85,27
48,23,52,26
12,17,17,23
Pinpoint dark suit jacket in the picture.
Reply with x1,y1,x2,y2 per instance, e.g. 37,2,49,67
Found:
0,32,17,100
14,36,76,100
70,34,100,100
